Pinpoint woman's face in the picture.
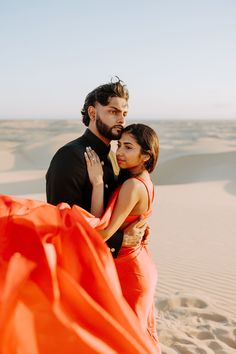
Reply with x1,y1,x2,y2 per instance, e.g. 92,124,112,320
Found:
116,132,147,171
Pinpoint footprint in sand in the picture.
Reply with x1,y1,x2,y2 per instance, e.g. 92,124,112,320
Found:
157,295,208,312
180,297,208,309
214,328,236,350
172,344,208,354
196,331,214,340
157,294,235,353
200,312,228,323
208,340,223,351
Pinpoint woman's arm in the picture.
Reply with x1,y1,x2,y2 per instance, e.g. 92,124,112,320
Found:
84,147,104,217
85,148,147,242
90,182,104,217
99,179,142,241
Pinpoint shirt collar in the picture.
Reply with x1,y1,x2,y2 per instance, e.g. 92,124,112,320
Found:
83,129,111,155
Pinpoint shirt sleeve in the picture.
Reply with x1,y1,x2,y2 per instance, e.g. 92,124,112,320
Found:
106,230,124,258
46,146,86,207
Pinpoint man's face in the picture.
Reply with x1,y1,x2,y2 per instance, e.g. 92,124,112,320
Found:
94,97,128,140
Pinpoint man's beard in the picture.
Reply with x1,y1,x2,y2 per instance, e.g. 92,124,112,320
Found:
96,114,123,140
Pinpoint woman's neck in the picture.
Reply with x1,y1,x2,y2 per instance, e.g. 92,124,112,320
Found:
118,169,149,184
129,168,149,179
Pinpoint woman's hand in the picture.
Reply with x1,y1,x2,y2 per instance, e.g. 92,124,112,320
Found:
84,147,104,186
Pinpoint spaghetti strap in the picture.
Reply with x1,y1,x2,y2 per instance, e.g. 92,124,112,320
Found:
132,177,154,210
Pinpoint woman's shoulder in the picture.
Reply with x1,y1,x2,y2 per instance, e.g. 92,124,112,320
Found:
120,177,149,194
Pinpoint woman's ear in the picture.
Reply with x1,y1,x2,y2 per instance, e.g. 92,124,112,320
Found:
143,151,151,162
88,106,96,121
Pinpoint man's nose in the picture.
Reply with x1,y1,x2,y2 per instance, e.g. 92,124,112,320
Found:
117,113,125,125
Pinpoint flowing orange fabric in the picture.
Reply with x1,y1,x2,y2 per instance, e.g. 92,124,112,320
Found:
0,185,161,354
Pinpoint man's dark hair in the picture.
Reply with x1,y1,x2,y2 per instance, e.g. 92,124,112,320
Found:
81,77,129,126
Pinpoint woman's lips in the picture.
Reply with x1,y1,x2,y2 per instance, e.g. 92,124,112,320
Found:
117,158,125,165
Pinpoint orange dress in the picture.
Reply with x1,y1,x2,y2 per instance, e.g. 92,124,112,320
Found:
0,180,161,354
113,178,158,346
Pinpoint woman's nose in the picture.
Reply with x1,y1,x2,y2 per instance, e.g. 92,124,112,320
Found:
116,146,123,155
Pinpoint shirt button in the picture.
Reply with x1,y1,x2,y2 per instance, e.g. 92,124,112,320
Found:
101,161,104,166
110,248,115,253
105,184,108,189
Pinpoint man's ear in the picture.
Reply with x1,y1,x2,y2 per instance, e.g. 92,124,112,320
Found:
88,106,96,121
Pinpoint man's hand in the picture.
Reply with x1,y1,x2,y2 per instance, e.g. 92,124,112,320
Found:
122,217,148,247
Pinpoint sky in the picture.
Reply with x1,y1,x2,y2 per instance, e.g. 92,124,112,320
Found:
0,0,235,120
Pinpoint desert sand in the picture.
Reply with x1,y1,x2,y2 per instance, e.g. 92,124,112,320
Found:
0,119,236,353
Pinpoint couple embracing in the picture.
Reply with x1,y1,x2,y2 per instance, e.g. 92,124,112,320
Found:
0,78,161,353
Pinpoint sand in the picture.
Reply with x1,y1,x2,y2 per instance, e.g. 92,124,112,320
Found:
0,119,236,353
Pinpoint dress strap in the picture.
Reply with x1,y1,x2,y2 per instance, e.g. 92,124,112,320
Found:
132,177,154,211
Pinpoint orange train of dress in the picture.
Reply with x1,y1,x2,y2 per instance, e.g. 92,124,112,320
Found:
0,178,161,354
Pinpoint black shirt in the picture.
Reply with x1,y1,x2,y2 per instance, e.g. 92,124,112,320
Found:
46,129,123,257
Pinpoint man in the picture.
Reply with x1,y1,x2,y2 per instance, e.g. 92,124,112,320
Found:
46,78,147,257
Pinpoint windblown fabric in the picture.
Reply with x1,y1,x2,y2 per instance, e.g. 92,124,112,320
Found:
0,184,161,354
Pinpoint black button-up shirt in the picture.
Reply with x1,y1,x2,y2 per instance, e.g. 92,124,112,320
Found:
46,129,122,256
46,129,117,209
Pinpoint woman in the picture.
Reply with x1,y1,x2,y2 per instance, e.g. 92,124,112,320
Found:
82,124,159,346
0,124,161,354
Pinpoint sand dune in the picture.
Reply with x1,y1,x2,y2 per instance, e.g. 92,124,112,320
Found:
1,119,236,353
155,150,236,187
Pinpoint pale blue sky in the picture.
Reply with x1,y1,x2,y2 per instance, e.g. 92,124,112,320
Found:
0,0,235,120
